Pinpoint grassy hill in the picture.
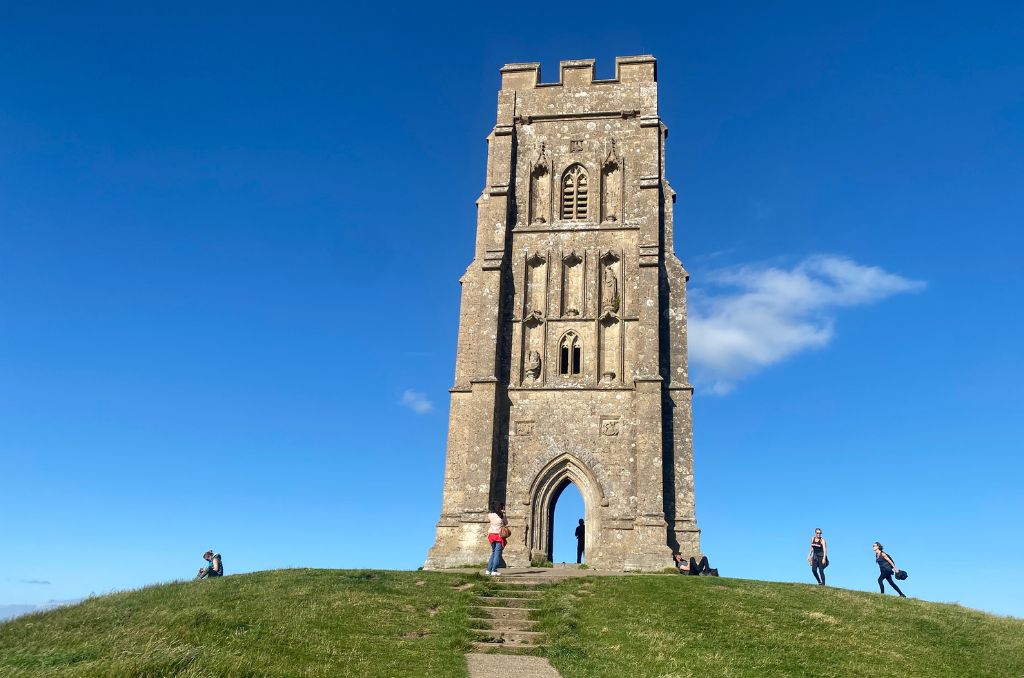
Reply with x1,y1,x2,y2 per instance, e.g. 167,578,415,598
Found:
0,569,1021,677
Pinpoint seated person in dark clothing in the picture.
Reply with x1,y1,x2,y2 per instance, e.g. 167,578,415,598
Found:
673,552,719,576
196,550,224,579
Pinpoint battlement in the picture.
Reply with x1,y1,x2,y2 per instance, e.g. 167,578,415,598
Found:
500,55,656,90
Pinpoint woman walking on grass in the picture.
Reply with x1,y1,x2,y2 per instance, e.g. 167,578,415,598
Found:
807,528,828,586
485,501,509,576
872,542,906,597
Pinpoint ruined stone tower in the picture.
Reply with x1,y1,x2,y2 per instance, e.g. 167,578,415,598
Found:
424,56,699,571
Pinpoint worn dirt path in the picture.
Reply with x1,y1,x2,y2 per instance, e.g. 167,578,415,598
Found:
466,652,562,678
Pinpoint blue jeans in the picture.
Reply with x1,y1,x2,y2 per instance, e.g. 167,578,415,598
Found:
487,540,504,573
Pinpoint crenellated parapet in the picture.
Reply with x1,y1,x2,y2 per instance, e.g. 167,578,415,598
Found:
500,55,657,90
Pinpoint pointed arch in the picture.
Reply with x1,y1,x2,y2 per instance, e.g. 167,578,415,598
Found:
560,164,589,221
558,330,581,375
527,452,606,563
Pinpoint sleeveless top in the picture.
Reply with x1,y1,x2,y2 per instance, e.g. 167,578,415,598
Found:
876,552,893,572
811,538,824,555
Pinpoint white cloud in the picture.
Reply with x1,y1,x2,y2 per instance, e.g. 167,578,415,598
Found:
400,389,434,414
689,255,925,394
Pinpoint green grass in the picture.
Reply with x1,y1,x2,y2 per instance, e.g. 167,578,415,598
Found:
0,569,479,677
535,575,1024,678
4,570,1022,677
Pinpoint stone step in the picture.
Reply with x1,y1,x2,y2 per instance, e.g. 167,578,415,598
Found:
471,628,545,644
480,591,543,599
474,605,536,620
469,641,541,654
469,616,538,631
491,577,558,583
490,579,550,584
475,596,538,607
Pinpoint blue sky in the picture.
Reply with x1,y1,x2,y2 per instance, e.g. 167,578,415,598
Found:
2,3,1022,619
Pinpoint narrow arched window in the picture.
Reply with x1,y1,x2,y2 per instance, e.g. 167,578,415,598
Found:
558,331,582,375
561,164,589,221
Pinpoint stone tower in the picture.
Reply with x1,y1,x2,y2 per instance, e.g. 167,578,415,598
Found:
424,56,699,571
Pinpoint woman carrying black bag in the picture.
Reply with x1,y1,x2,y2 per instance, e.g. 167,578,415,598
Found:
807,528,829,586
872,542,907,597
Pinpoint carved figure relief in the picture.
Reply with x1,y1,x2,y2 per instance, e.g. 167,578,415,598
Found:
601,266,620,314
525,350,542,380
601,139,622,223
529,144,551,225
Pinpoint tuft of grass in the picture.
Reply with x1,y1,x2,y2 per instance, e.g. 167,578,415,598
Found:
535,576,1024,678
0,569,481,677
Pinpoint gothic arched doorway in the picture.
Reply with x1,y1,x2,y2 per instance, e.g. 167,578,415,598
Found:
527,453,604,565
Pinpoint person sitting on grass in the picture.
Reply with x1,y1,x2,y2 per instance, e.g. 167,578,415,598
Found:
196,550,223,579
673,552,718,576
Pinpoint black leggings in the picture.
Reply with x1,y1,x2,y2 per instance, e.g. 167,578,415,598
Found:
878,570,905,596
811,557,826,585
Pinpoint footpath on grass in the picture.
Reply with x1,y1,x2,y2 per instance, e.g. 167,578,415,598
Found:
460,566,670,678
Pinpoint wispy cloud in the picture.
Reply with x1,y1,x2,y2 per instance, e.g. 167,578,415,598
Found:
689,255,925,394
18,579,51,585
400,389,434,414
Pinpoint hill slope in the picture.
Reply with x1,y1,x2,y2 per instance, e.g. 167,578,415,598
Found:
0,569,477,677
1,569,1021,677
536,575,1024,678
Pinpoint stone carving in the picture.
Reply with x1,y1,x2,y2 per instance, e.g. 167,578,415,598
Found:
604,138,620,169
600,417,620,436
602,139,622,224
602,266,620,314
534,143,549,172
515,421,535,436
531,144,550,225
570,139,584,152
525,350,542,379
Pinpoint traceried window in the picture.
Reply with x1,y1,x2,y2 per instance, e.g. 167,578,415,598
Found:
560,164,589,221
558,331,582,376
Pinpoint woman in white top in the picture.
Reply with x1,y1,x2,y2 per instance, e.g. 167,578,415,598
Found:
485,501,508,576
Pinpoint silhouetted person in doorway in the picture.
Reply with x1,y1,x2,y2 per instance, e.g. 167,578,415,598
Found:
575,519,585,564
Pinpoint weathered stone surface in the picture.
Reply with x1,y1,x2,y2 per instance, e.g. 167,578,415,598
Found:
425,56,700,572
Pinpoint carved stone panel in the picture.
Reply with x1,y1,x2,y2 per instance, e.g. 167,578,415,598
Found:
515,420,536,436
600,416,621,437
